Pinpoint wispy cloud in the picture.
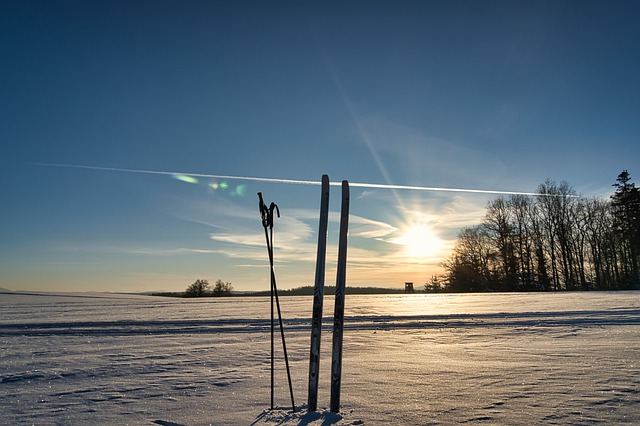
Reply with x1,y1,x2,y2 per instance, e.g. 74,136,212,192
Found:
349,216,398,239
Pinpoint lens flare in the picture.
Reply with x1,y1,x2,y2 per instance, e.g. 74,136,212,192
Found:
234,184,247,197
208,181,246,197
173,174,198,184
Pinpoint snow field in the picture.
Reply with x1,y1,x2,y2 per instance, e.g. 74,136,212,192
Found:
1,291,639,425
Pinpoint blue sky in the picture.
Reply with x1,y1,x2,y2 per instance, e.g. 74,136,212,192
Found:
1,0,639,292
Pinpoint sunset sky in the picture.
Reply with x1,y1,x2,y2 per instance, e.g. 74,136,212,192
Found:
2,0,639,292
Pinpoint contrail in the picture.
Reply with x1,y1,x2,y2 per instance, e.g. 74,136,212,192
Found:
31,162,548,196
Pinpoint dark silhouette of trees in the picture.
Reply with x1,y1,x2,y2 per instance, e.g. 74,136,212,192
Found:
184,278,234,297
185,279,210,297
441,171,639,292
424,274,445,293
485,197,519,290
536,180,577,290
611,170,640,287
212,279,234,297
444,226,495,292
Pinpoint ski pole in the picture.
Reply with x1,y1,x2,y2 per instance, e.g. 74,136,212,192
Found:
258,193,296,413
258,193,276,410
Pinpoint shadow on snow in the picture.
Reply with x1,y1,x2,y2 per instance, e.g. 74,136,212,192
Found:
2,309,639,337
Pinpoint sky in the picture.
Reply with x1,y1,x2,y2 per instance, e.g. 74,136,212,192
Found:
1,0,639,293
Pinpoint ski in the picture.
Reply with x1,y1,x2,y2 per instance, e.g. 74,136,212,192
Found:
330,180,349,413
307,175,330,412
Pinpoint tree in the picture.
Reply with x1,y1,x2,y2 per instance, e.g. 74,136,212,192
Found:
424,274,444,293
581,197,615,289
212,279,234,297
444,226,496,292
611,170,640,286
440,173,638,292
537,180,577,290
509,195,536,287
185,279,210,297
484,197,518,290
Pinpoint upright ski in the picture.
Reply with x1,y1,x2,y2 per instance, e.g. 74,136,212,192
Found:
330,180,349,413
307,175,330,412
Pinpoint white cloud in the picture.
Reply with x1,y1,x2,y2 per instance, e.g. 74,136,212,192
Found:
349,216,398,239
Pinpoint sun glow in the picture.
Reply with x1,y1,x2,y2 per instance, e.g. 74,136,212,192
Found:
394,223,445,259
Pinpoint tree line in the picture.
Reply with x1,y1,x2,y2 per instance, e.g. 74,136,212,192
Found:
151,279,234,298
246,285,406,296
431,170,639,293
185,279,234,297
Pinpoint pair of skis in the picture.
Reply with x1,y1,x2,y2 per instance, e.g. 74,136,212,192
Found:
307,175,350,413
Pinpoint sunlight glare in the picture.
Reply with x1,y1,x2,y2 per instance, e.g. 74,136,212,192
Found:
394,222,444,259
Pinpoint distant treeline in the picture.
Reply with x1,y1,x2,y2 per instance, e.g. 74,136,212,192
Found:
243,285,406,297
151,278,234,298
151,285,406,298
150,292,188,298
432,171,640,293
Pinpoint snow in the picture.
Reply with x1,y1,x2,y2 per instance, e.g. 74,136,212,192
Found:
1,291,640,425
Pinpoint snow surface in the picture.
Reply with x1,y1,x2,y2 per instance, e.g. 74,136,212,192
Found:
1,291,640,425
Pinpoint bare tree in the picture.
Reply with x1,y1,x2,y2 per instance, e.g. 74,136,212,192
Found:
536,180,576,290
441,172,638,292
444,226,496,292
212,279,234,297
484,198,518,290
185,279,210,297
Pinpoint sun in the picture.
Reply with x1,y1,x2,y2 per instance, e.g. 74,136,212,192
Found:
394,223,444,259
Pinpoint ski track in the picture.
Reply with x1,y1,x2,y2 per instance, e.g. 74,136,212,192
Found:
1,292,639,425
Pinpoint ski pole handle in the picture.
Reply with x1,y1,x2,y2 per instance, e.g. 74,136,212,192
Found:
258,192,269,228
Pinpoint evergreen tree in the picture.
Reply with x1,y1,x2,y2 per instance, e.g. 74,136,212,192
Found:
611,170,640,286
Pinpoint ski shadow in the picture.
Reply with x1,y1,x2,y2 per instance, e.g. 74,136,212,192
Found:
251,404,361,425
153,420,187,426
